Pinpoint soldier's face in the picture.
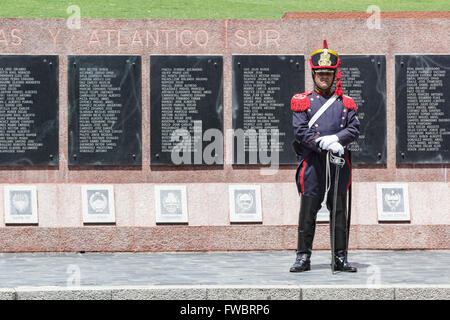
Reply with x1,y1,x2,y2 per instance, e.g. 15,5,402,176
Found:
314,71,334,90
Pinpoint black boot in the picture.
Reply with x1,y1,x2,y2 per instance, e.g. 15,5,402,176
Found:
290,195,322,273
290,253,311,272
328,195,357,272
334,250,357,272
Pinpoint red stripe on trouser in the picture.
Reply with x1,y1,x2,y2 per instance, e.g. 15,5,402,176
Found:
345,157,351,193
300,158,308,194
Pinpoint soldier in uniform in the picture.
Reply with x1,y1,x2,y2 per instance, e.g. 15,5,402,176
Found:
289,40,360,272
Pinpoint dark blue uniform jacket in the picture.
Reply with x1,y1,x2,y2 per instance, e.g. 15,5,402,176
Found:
291,90,360,197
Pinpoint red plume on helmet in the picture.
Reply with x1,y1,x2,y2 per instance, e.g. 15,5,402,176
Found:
335,63,343,96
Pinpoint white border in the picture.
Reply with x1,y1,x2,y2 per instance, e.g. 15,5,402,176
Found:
4,185,38,224
376,183,410,222
81,185,116,224
155,185,188,223
229,184,262,223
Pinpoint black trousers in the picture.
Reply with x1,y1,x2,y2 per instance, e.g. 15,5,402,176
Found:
297,193,348,257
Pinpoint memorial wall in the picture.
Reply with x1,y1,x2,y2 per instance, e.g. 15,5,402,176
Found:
0,13,448,252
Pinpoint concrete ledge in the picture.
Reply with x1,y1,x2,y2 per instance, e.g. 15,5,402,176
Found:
302,285,395,300
395,285,450,300
15,286,112,300
4,285,449,300
0,288,15,300
205,285,301,300
111,286,207,300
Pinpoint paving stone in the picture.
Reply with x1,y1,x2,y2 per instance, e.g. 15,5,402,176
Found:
0,251,448,290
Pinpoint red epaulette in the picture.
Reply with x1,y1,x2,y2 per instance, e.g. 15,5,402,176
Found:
291,90,312,111
342,95,357,111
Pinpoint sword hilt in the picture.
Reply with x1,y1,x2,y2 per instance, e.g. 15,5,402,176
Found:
329,152,345,167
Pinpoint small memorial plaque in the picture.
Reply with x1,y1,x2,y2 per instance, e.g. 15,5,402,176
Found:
395,55,450,164
154,185,188,224
4,185,38,224
340,55,387,164
150,55,223,165
228,185,262,223
376,183,410,222
232,55,304,165
0,55,58,166
68,55,142,165
81,185,116,223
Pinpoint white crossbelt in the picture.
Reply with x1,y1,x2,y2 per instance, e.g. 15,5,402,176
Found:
308,95,338,128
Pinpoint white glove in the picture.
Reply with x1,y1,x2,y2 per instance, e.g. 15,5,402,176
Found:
316,135,339,150
328,142,344,156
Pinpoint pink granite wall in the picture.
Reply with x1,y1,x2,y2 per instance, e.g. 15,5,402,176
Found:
0,12,448,251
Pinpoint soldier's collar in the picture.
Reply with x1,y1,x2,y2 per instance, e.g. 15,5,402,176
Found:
314,87,334,98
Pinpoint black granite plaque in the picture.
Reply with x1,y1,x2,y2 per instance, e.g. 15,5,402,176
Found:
340,55,387,164
232,55,304,165
0,55,58,166
150,55,223,165
396,55,450,164
68,55,142,165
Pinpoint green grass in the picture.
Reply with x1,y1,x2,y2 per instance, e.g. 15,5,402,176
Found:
0,0,448,19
